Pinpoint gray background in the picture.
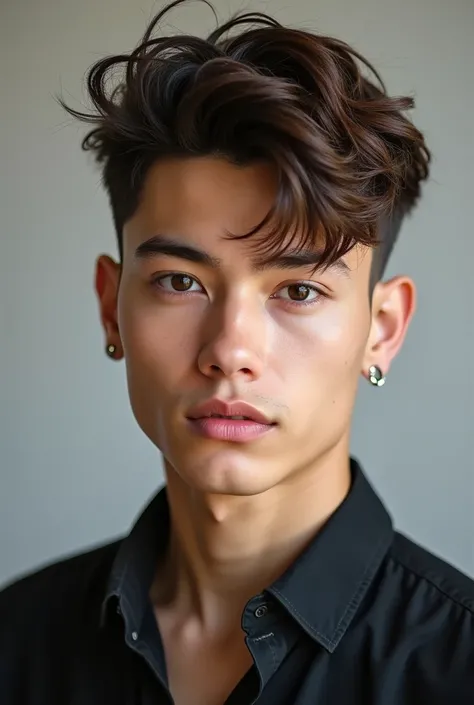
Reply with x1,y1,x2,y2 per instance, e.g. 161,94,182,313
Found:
1,0,473,588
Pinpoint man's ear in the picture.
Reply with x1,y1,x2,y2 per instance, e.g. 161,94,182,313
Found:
362,275,416,381
95,255,123,360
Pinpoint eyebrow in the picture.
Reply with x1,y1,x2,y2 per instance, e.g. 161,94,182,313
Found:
134,235,350,277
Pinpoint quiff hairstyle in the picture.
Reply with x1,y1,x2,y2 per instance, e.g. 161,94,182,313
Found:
62,0,430,280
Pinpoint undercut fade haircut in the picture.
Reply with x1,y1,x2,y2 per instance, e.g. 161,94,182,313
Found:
61,0,430,281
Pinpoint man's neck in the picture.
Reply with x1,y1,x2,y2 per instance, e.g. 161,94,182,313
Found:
151,450,351,638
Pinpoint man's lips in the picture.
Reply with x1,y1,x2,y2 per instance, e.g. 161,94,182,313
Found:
186,399,277,443
186,398,276,425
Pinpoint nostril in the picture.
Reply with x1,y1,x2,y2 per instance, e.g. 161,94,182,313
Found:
207,364,253,377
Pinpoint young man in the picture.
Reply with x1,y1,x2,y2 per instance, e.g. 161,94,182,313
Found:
1,2,473,703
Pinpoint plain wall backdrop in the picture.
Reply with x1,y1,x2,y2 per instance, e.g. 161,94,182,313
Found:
1,0,473,587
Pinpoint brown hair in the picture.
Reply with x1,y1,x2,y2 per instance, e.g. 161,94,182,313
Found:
61,0,430,278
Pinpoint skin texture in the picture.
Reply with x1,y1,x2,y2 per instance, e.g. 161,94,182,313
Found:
95,156,415,705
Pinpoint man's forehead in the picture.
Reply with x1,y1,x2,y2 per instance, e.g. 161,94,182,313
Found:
127,157,373,279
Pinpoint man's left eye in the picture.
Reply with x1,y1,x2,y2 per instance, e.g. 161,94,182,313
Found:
276,284,321,303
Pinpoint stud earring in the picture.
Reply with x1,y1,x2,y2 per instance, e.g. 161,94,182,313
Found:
106,344,117,359
368,365,386,387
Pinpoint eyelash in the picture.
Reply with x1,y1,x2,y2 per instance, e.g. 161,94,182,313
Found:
150,272,328,308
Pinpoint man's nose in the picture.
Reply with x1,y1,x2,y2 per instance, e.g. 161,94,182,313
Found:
197,294,268,382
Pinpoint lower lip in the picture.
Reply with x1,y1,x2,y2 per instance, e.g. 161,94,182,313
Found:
187,418,276,443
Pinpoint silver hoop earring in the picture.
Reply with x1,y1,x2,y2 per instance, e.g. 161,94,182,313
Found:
106,344,117,359
369,365,386,387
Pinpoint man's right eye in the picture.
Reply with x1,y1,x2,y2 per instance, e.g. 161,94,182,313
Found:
152,273,203,293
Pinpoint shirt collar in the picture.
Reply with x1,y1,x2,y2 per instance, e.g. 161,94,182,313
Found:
101,459,393,653
268,459,393,652
100,486,170,631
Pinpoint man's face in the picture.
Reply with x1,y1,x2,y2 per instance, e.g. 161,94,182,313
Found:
106,157,380,495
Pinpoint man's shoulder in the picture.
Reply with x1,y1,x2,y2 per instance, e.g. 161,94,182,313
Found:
0,540,123,697
388,531,474,615
0,539,122,621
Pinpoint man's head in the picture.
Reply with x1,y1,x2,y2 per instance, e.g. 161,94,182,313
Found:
64,1,430,495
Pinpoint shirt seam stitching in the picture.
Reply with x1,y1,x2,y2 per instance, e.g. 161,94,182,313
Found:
388,553,474,616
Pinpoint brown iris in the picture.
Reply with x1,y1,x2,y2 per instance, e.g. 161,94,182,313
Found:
171,274,193,291
287,284,312,301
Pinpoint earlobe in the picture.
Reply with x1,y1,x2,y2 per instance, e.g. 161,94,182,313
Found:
363,276,416,380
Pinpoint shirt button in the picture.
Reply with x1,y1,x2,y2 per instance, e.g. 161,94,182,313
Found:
116,604,122,616
131,631,138,641
254,604,269,618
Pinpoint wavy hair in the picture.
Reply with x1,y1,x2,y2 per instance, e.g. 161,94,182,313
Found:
61,0,430,276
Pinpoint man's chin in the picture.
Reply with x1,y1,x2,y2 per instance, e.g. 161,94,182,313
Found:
164,449,281,497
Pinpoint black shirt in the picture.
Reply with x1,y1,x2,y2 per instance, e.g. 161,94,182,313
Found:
1,460,473,704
